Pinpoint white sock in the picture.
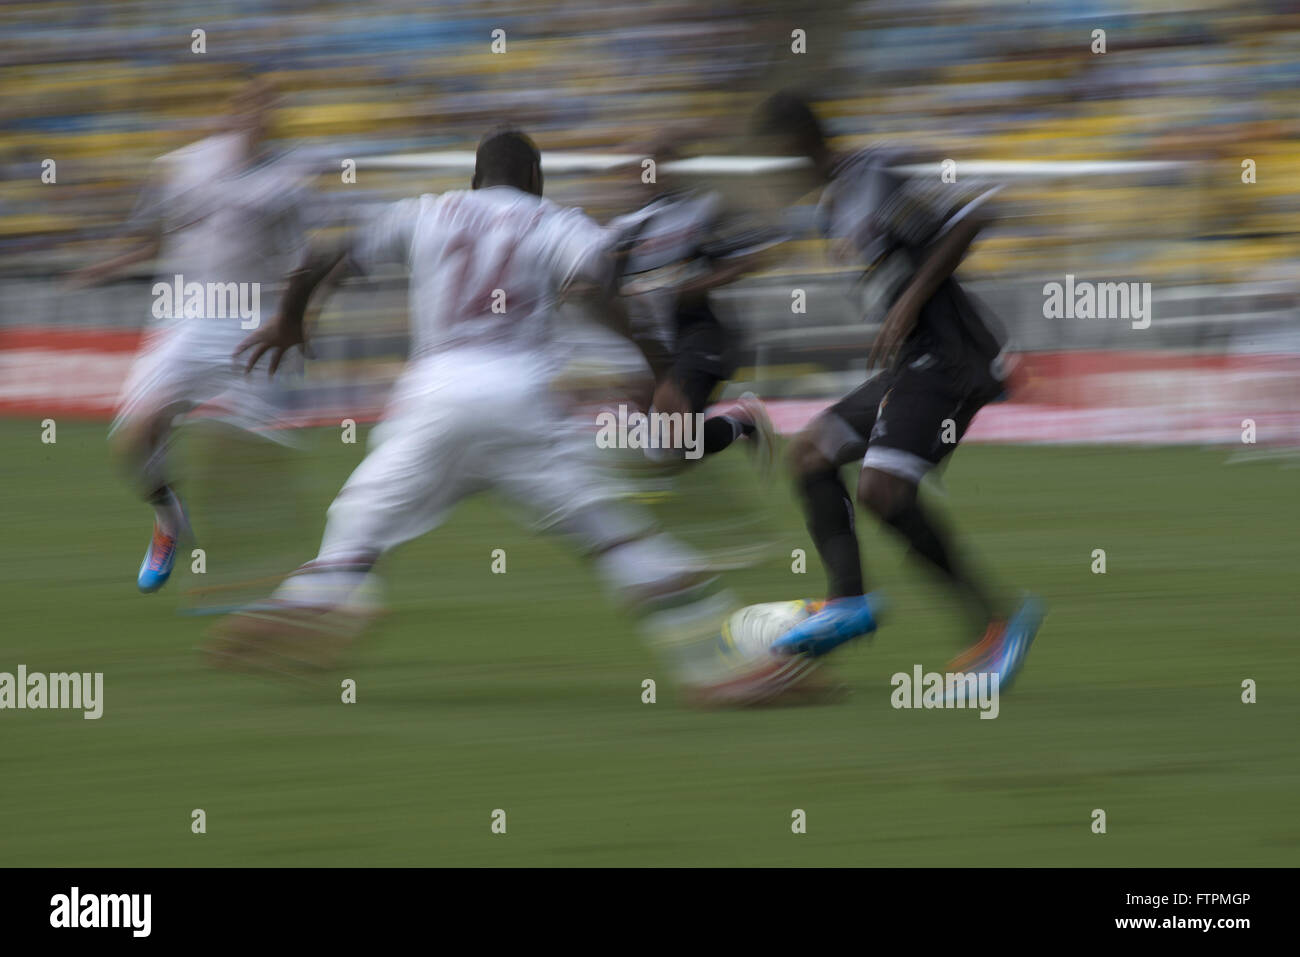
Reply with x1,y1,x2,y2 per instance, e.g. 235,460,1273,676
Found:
273,562,374,609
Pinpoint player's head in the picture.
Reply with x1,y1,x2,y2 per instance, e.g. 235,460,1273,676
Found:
638,129,692,199
473,127,543,195
225,75,278,144
755,90,830,180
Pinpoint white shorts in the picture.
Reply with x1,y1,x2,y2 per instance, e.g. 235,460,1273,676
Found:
110,324,292,438
318,348,620,559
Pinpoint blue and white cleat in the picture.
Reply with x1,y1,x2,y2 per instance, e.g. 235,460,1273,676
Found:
984,595,1045,691
770,592,884,657
136,493,192,594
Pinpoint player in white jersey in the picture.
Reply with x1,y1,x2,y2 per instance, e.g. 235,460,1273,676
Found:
205,128,814,704
72,77,309,593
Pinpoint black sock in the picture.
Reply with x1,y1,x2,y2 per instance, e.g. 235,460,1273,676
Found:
799,469,864,599
731,413,757,437
702,415,750,455
879,498,998,625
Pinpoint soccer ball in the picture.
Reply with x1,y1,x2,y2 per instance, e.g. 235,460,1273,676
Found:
718,599,815,658
685,600,822,706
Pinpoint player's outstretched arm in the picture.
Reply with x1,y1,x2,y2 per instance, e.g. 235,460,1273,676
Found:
235,237,351,375
687,223,791,295
868,212,985,370
585,270,674,381
67,234,160,288
70,161,167,288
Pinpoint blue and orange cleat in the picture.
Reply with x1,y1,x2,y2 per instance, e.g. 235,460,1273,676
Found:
770,592,885,657
950,595,1044,691
990,595,1045,691
136,494,191,594
947,617,1007,674
137,523,179,593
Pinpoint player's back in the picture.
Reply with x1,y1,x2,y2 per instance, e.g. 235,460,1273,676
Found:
608,190,722,281
367,186,611,363
822,147,1006,381
357,186,617,507
604,189,723,347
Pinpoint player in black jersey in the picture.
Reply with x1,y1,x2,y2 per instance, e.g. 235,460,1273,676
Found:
607,139,784,469
756,92,1042,687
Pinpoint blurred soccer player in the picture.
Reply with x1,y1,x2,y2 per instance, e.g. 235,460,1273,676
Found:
755,91,1043,688
606,135,782,470
71,76,309,593
209,128,812,704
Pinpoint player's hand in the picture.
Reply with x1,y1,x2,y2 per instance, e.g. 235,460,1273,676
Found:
66,262,116,290
652,378,691,418
868,294,920,371
235,311,309,376
651,378,693,451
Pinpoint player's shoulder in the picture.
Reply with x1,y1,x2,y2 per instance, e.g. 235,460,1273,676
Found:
156,132,241,170
415,190,449,208
432,186,544,214
832,142,918,182
608,188,719,237
665,187,724,225
265,145,311,178
606,199,657,233
537,195,603,231
360,192,440,239
393,191,445,218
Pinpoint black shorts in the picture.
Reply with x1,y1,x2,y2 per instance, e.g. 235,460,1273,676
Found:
815,357,994,483
669,299,736,413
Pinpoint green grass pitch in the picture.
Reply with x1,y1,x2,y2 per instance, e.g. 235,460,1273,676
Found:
0,420,1295,866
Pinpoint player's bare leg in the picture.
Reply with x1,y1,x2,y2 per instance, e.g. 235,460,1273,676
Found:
110,403,193,593
205,464,813,703
770,424,883,657
857,467,999,631
856,466,1042,685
